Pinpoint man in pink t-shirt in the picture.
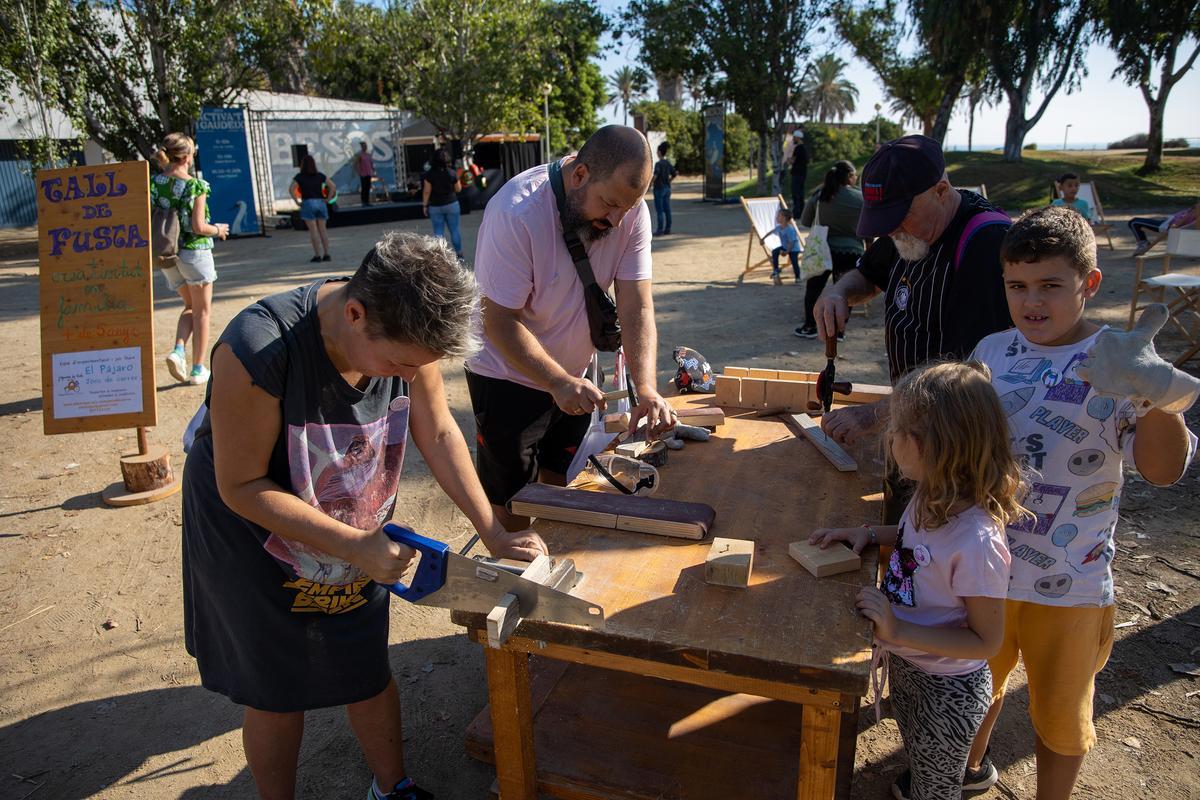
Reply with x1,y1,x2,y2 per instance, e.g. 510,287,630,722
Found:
465,125,674,529
354,141,375,206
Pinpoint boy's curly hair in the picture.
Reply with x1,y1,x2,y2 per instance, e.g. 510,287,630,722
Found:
1001,205,1096,276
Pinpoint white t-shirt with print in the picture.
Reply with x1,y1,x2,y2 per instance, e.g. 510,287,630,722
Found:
974,327,1149,608
878,503,1011,676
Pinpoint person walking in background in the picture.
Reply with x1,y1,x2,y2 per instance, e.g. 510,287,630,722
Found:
289,155,332,263
787,128,809,207
795,160,863,338
151,132,228,387
423,150,464,259
355,140,376,206
652,141,677,236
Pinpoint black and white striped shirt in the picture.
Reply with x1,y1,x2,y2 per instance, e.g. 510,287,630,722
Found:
859,191,1013,382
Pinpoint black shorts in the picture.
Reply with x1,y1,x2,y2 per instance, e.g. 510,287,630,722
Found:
465,369,591,506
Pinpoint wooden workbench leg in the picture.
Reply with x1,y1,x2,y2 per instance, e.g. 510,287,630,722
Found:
484,646,537,800
798,704,840,800
834,703,860,800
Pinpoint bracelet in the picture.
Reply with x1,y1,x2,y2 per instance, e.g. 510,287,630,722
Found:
861,524,877,545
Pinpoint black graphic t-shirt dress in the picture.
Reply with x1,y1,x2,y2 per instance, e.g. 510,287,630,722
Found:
182,279,409,712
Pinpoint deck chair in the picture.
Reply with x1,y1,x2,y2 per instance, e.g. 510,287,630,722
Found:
1129,228,1200,366
1051,181,1115,250
740,195,799,281
959,184,988,199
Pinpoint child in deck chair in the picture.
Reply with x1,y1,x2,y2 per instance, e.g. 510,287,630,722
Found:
770,208,800,286
810,361,1024,800
968,205,1197,800
1051,172,1092,221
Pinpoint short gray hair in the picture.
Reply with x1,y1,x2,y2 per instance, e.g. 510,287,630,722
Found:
347,231,480,358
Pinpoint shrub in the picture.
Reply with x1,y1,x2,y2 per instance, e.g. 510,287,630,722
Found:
632,100,752,173
795,118,904,164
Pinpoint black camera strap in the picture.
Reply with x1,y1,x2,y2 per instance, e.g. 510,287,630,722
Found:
548,159,602,291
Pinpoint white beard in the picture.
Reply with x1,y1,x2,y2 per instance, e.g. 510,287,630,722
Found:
892,232,930,262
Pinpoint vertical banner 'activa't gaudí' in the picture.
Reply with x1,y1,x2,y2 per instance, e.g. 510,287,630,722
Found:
195,107,260,235
703,103,725,202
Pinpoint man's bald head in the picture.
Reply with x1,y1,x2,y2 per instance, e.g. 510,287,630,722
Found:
576,125,653,189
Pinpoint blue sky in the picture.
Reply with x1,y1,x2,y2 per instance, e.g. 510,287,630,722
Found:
593,2,1200,148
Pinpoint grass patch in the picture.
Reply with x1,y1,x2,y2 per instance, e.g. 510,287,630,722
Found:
723,150,1199,211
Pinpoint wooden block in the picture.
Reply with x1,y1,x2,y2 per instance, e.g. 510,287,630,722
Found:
615,514,705,540
740,378,767,409
776,369,821,382
705,537,755,587
676,407,725,429
486,593,520,648
747,368,778,380
509,484,716,539
714,375,741,408
724,366,749,377
617,439,668,467
788,540,862,578
765,379,809,413
604,411,630,433
788,413,857,472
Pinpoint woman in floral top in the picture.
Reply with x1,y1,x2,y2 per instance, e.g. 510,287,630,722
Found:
150,132,228,386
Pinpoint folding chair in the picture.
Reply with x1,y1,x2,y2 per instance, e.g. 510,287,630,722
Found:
1129,228,1200,366
959,184,988,199
739,195,800,282
1051,181,1115,250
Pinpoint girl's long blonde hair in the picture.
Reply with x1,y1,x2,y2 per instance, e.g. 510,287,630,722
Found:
890,361,1028,530
152,132,195,169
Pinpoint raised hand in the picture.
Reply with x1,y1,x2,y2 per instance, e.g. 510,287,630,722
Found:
1078,304,1200,415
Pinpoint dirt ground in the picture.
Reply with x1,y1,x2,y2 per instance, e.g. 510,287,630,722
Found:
1,178,1198,800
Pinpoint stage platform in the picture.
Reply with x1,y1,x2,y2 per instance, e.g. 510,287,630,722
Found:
287,198,473,230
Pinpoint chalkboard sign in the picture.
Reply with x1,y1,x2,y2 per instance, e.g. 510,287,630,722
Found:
38,161,157,435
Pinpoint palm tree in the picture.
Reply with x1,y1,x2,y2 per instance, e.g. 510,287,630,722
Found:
796,54,859,123
608,66,646,126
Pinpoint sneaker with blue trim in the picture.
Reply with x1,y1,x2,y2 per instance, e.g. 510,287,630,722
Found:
166,348,187,383
188,364,210,386
369,776,434,800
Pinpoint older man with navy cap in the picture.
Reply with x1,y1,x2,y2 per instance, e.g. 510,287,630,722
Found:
814,134,1012,520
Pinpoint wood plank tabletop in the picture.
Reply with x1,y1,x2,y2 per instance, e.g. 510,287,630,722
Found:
453,396,883,695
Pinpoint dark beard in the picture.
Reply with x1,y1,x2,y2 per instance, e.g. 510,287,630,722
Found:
561,187,614,243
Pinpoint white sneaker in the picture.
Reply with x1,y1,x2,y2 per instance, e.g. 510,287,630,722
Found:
188,365,211,386
166,350,188,383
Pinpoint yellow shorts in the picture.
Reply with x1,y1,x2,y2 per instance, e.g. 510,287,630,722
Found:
989,599,1114,756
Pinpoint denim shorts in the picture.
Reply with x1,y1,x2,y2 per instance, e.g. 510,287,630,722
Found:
299,198,329,221
162,248,217,292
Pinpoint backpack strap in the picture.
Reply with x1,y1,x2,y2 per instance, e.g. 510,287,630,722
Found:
954,210,1010,270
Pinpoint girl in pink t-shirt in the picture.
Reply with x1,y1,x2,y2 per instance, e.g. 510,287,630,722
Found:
811,362,1028,800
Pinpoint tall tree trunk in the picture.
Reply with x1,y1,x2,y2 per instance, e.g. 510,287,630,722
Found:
769,127,783,195
1142,93,1166,173
930,75,965,144
756,130,769,195
1002,91,1031,162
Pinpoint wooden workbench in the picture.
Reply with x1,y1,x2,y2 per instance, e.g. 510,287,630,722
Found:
452,397,882,799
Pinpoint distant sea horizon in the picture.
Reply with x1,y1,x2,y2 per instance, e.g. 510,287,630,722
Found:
944,137,1199,152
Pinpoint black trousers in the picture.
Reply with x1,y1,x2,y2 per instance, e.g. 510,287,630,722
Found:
360,176,372,205
803,250,860,327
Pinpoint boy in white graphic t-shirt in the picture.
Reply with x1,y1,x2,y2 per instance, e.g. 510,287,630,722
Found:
970,205,1198,800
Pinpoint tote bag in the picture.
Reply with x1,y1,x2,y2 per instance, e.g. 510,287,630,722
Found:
799,199,832,279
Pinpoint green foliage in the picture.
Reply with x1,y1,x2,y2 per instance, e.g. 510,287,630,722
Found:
796,54,859,123
541,0,608,153
620,0,828,194
801,118,902,163
307,0,393,102
608,64,650,125
630,99,751,173
1108,133,1191,150
0,0,319,163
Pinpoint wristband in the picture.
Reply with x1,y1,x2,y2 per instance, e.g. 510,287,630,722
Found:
861,524,877,545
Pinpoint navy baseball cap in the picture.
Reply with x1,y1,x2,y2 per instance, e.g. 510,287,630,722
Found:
857,135,946,237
